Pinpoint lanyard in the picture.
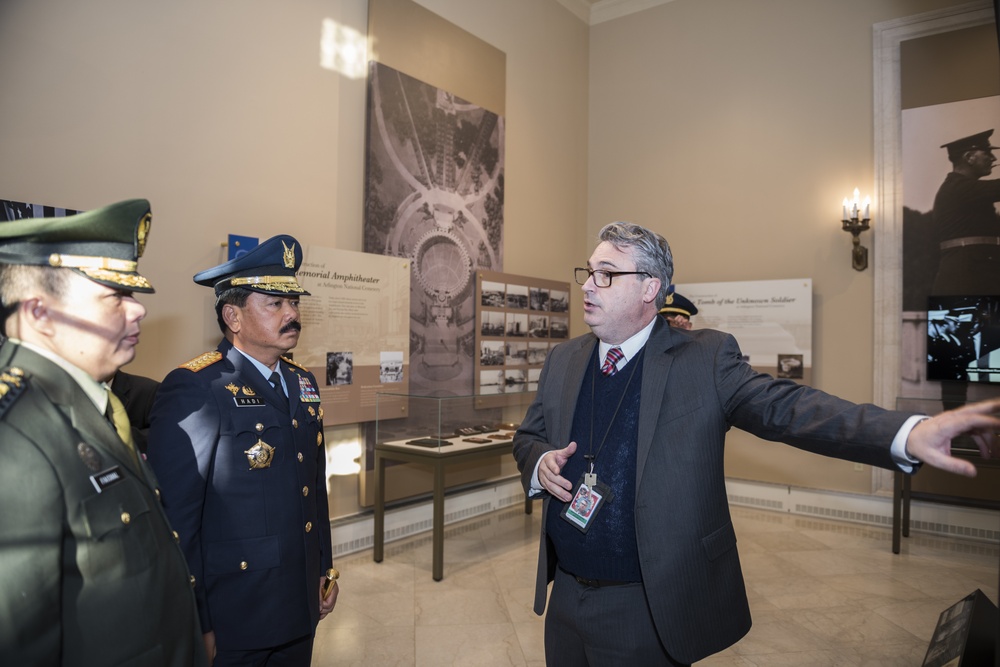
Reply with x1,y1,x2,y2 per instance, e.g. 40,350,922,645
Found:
585,346,644,478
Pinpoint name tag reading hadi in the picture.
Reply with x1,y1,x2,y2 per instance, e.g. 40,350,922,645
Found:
234,396,265,407
90,466,125,493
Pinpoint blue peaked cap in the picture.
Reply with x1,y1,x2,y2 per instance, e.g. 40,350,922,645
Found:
193,234,310,296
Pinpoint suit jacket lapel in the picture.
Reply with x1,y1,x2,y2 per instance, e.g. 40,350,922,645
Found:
636,318,675,491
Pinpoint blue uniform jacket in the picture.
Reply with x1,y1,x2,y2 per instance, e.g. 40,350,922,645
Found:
147,339,332,651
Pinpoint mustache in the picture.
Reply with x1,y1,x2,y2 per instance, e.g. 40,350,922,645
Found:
280,320,302,334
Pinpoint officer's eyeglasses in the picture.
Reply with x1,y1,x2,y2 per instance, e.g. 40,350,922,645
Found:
574,268,651,288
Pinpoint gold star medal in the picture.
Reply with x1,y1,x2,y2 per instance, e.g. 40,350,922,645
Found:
245,439,275,469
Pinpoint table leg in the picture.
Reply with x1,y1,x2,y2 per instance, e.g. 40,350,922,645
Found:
432,462,445,581
892,471,901,554
374,451,385,563
901,473,911,538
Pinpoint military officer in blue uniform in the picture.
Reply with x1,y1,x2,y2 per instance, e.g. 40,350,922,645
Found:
0,199,207,666
147,235,336,666
658,286,698,330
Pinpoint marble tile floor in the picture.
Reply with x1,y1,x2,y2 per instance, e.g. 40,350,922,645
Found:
312,505,999,666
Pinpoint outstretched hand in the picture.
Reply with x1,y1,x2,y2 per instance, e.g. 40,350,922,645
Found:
905,398,1000,477
538,441,578,502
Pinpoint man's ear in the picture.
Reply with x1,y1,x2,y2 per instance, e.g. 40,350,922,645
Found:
643,277,661,304
221,303,241,334
20,297,56,336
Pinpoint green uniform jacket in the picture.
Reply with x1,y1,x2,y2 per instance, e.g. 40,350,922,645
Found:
0,342,207,667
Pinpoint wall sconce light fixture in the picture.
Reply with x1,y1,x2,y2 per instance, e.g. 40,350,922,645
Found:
841,188,871,271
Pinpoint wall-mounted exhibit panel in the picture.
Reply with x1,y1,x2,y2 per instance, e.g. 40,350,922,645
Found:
475,269,571,408
296,245,411,426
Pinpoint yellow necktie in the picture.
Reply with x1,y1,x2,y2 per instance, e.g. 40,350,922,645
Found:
107,388,140,468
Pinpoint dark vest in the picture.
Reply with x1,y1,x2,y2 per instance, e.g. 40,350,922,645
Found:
547,346,644,582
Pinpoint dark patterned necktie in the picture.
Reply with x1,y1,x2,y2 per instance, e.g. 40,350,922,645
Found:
601,346,624,376
269,371,284,396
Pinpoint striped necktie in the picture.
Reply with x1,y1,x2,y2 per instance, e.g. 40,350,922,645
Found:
601,346,624,376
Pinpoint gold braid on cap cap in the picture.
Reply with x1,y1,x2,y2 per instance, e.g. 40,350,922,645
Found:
228,276,305,293
48,253,137,272
78,268,153,290
47,253,152,290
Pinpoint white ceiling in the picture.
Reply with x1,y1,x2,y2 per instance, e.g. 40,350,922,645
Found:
554,0,675,25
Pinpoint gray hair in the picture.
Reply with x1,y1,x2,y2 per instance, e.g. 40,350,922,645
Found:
598,222,673,309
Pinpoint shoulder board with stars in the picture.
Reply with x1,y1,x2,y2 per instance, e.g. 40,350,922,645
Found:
0,366,29,420
280,355,310,373
180,351,223,372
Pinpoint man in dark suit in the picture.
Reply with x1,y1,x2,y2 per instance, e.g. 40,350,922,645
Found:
0,199,207,666
512,221,1000,666
108,368,160,452
148,235,336,667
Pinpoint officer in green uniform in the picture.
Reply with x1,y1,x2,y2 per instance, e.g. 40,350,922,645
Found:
0,199,207,666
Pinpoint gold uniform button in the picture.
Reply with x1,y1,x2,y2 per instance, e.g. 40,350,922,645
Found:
240,561,248,571
172,530,180,542
292,419,299,428
190,575,196,587
302,486,309,496
316,433,323,446
155,488,161,500
255,423,264,432
297,452,304,462
305,522,313,533
120,512,131,525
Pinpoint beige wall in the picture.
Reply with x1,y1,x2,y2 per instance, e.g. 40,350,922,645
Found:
0,0,589,518
0,0,983,510
588,0,976,493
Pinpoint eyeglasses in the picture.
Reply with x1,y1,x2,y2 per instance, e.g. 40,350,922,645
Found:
574,267,651,288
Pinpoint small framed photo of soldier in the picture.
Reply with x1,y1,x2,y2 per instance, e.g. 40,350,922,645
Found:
326,351,354,385
776,354,804,379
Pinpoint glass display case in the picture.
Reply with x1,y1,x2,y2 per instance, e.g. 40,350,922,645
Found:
372,391,536,580
374,391,534,454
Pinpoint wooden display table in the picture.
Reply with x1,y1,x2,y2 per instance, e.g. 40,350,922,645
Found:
892,452,1000,554
373,436,532,580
